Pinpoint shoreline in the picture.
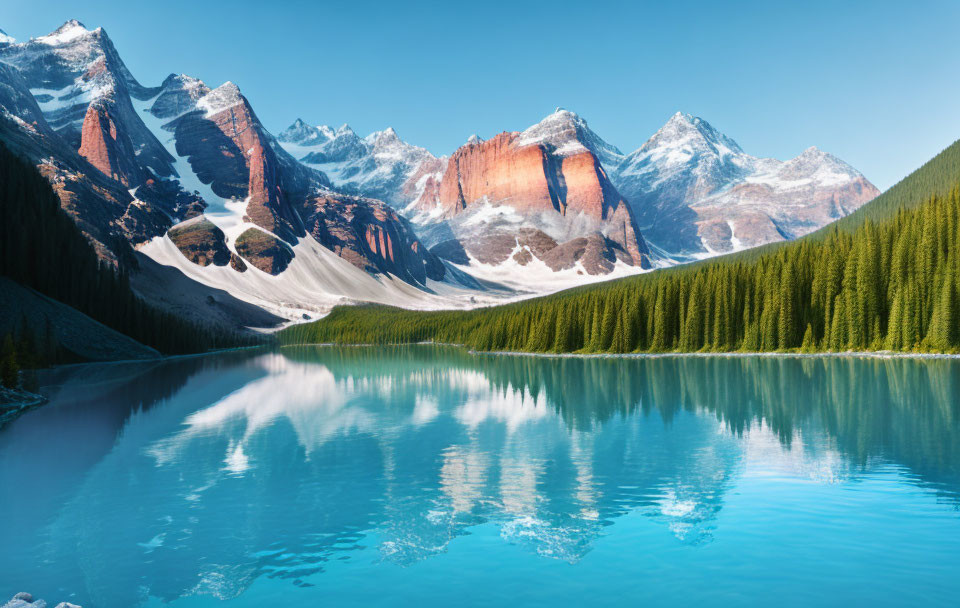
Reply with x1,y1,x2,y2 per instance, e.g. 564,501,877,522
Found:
0,386,47,427
280,343,960,360
44,344,268,372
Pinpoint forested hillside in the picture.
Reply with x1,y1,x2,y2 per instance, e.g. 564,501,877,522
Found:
282,143,960,355
828,138,960,229
0,142,256,384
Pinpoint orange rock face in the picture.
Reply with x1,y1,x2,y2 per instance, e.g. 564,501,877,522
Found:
200,102,296,240
401,156,445,204
429,132,649,266
78,102,142,187
305,193,444,285
437,133,556,215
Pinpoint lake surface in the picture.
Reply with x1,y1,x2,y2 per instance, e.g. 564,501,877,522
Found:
2,347,960,607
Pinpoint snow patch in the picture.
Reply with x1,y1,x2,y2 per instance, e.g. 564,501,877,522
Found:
35,20,91,46
197,82,243,117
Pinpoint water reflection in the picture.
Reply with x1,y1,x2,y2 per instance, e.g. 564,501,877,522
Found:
1,347,959,607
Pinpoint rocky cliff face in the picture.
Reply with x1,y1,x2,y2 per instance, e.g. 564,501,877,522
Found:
0,19,447,319
165,81,313,243
77,100,144,187
146,76,443,281
612,112,879,256
0,61,175,262
0,21,203,256
304,193,445,285
412,116,650,275
0,21,171,177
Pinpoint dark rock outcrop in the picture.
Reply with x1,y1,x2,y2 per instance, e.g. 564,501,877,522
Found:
305,193,444,285
234,227,294,275
167,216,231,267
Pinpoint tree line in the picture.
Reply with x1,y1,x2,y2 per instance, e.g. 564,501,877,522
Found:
281,182,960,355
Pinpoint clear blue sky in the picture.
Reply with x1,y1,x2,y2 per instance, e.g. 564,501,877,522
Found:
2,0,959,189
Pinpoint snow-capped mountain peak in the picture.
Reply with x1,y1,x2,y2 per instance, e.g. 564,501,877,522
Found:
148,73,211,120
466,134,484,145
611,112,878,256
36,19,92,45
516,107,624,166
367,126,400,145
277,118,440,208
197,81,244,117
0,29,15,45
278,117,330,145
771,145,862,186
635,112,745,165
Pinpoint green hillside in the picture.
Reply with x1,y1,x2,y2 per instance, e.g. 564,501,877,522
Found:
282,141,960,355
829,138,960,229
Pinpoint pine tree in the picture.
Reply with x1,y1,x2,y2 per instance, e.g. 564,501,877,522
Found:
800,323,815,353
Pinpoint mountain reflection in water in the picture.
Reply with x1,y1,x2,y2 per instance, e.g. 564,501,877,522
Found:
1,346,959,607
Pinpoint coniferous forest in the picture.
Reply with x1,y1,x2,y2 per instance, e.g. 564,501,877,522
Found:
281,141,960,355
0,142,256,384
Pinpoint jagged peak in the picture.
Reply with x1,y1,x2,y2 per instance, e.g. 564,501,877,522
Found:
786,145,853,171
214,80,240,94
37,19,94,45
466,134,484,145
0,29,15,45
278,118,334,145
367,126,401,145
538,106,583,125
197,81,244,116
516,107,623,161
161,72,207,91
634,111,744,159
663,111,708,132
335,123,356,136
55,19,88,32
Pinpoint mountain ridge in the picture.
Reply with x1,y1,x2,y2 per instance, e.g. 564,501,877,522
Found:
0,18,882,324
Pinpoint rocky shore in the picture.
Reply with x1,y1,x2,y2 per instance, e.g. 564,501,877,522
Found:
0,386,46,427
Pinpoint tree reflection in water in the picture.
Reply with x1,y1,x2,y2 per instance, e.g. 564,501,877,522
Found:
1,346,957,607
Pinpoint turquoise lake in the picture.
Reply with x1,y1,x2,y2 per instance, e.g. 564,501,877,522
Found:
1,346,959,606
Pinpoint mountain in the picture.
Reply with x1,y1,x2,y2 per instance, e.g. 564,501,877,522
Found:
513,107,625,168
612,112,879,256
0,139,253,364
277,119,443,208
135,75,446,285
0,21,203,259
0,19,883,323
284,135,960,355
409,109,651,279
0,20,463,323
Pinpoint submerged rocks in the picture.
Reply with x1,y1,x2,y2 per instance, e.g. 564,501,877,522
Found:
2,591,81,608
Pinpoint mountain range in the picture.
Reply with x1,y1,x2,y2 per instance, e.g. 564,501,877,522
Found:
0,20,879,328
